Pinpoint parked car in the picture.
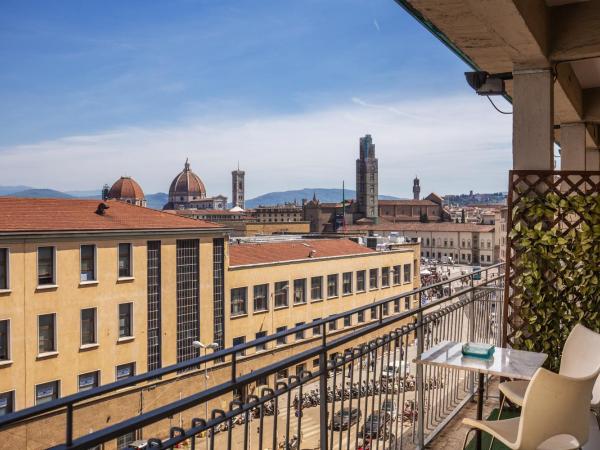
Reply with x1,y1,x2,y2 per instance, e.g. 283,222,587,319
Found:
331,407,362,430
360,411,392,439
125,440,148,450
380,361,409,380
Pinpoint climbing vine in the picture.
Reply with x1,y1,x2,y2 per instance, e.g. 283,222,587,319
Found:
508,190,600,371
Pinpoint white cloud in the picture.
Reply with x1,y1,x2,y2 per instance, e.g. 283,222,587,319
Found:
0,95,512,198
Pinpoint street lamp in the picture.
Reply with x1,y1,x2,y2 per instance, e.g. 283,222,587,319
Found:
192,341,219,450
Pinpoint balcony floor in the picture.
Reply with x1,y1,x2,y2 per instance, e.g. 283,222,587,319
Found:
429,379,501,450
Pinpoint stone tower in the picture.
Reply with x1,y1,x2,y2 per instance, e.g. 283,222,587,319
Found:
356,134,378,222
413,176,421,200
232,165,245,209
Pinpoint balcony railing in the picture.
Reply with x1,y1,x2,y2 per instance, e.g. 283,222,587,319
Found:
0,264,504,450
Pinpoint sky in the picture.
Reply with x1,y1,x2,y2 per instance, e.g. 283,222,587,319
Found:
0,0,513,198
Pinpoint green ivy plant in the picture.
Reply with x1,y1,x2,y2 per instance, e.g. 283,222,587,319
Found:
508,190,600,371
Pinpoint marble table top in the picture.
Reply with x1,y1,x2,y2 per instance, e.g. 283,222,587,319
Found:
414,341,547,380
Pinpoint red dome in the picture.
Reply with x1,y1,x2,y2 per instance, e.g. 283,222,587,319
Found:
108,176,145,200
168,159,207,199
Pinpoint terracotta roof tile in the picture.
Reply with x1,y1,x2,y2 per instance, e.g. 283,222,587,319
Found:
229,239,375,266
0,197,224,233
379,199,437,206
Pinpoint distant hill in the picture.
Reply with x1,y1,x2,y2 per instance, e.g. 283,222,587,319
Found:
245,188,399,208
0,186,400,210
65,189,102,198
10,188,74,199
146,192,168,210
0,185,32,196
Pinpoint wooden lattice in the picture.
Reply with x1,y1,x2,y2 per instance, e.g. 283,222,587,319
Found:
503,170,600,356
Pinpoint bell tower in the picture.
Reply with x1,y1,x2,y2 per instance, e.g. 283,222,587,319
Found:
356,134,379,222
232,164,245,209
413,176,421,200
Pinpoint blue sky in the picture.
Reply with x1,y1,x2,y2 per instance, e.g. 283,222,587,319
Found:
0,0,513,198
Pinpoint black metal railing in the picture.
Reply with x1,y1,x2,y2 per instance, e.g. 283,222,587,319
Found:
0,263,504,450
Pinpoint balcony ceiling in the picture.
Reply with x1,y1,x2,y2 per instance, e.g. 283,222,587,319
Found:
403,0,600,146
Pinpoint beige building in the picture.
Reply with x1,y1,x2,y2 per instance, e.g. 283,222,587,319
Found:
251,204,304,223
0,197,419,424
226,238,420,386
0,197,228,413
345,221,496,265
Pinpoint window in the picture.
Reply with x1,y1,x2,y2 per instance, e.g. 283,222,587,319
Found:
327,274,338,298
342,272,352,295
276,368,288,380
344,316,351,327
403,264,411,283
295,322,305,340
328,319,337,331
274,281,288,308
80,308,97,346
0,249,8,290
0,391,14,416
394,299,401,313
312,358,320,368
369,269,378,289
231,287,247,316
116,363,135,380
38,313,56,354
405,297,410,310
370,307,378,320
117,431,137,450
35,380,59,405
295,363,306,376
232,336,246,356
118,303,133,338
356,270,366,292
0,320,9,361
37,246,55,286
276,326,287,345
311,276,323,300
381,267,390,287
255,331,267,351
312,318,322,336
450,240,454,247
293,279,306,304
253,284,269,312
393,265,401,285
80,244,96,282
383,303,389,316
357,311,365,323
78,371,100,392
118,243,132,278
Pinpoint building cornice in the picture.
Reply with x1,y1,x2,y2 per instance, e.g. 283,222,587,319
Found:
228,248,414,270
0,228,231,242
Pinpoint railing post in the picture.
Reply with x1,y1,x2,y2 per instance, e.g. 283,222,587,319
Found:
319,330,328,450
66,403,73,447
416,291,425,449
468,274,476,396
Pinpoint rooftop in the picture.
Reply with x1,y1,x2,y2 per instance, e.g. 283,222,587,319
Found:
228,238,375,267
0,197,225,234
379,199,437,206
345,221,495,233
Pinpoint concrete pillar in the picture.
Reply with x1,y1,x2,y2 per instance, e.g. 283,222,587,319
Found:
586,148,600,170
560,123,586,170
512,69,554,170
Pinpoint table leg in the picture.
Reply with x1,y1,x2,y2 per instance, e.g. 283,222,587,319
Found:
476,372,484,450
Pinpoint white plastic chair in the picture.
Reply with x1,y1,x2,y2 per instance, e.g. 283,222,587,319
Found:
496,324,600,423
462,367,598,450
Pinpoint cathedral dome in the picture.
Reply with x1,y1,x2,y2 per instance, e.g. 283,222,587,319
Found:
168,159,207,201
107,176,146,206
